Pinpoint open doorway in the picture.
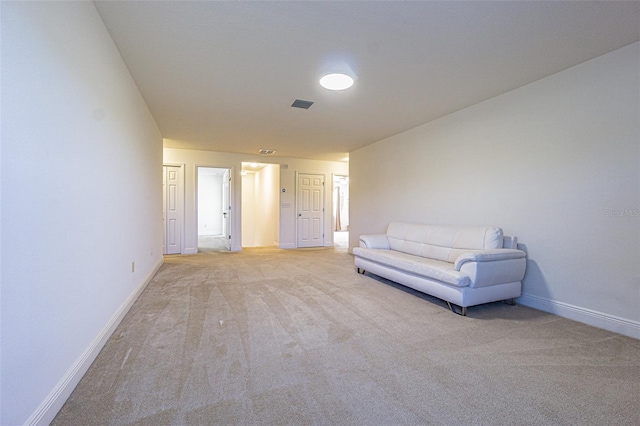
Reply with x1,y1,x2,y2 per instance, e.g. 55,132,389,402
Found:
197,167,231,252
241,162,280,247
334,175,349,249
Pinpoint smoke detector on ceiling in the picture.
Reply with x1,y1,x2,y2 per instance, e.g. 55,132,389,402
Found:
258,148,276,156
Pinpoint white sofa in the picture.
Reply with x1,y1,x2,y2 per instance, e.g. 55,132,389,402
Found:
353,222,527,315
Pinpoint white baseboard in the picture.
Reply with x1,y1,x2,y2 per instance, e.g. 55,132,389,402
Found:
518,293,640,339
279,243,296,249
183,247,198,254
25,258,164,426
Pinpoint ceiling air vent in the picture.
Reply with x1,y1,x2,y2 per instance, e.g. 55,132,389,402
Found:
258,148,276,156
291,99,314,109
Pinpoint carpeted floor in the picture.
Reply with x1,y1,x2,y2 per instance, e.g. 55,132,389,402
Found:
198,235,229,253
52,247,640,425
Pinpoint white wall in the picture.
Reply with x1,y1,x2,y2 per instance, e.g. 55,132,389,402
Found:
241,173,257,247
350,42,640,338
163,148,348,251
254,164,280,247
241,166,279,247
242,164,280,247
1,2,164,424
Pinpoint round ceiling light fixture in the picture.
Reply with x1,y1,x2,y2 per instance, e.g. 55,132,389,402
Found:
319,73,354,91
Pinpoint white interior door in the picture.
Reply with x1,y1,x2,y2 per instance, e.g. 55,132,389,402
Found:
222,168,231,250
164,165,183,254
297,173,324,248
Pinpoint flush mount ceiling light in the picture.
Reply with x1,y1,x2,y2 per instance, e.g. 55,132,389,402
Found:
319,73,354,91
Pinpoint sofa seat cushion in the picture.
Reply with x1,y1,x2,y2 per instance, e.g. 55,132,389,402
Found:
353,247,470,287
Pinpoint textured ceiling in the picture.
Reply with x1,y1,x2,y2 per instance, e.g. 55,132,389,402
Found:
94,1,640,162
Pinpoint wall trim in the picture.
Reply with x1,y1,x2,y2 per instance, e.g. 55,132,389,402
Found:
518,293,640,340
280,243,296,249
25,258,164,426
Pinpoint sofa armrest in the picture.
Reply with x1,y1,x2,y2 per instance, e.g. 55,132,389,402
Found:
454,249,526,269
454,249,527,288
359,234,390,249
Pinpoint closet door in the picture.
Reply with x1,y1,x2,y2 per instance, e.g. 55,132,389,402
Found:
297,173,324,248
163,165,183,254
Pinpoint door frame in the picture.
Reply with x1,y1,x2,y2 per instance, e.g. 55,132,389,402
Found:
163,163,185,255
195,164,235,252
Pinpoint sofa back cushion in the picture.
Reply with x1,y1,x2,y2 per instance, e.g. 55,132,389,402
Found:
386,222,504,263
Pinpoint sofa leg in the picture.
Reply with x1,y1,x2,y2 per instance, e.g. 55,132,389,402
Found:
503,298,516,306
357,268,366,274
447,301,467,316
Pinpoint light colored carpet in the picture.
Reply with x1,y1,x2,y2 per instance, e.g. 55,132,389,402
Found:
198,235,229,253
333,231,348,249
53,247,640,425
